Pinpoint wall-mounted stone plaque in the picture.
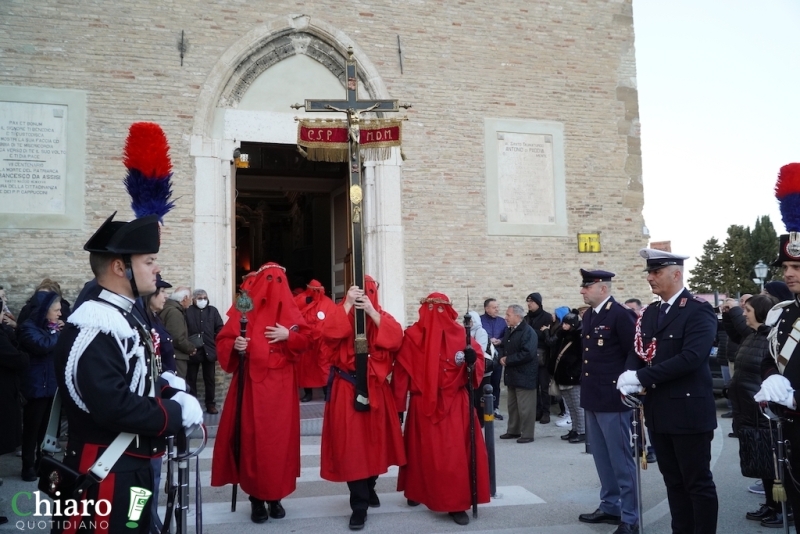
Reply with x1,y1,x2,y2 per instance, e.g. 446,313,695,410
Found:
485,118,566,237
0,87,85,229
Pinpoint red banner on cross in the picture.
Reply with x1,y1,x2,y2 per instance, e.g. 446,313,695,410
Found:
296,118,402,162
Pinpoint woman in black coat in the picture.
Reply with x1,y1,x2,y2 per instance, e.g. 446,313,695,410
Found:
728,294,783,525
549,311,585,443
17,290,61,481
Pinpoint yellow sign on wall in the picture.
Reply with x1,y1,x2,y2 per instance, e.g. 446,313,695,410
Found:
578,233,601,253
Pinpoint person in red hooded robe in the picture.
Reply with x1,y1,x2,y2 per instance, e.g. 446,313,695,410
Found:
393,292,490,526
211,262,312,524
294,280,337,402
320,276,406,531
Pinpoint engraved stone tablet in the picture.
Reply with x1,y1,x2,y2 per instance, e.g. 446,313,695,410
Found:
0,86,85,229
0,102,68,214
485,118,567,237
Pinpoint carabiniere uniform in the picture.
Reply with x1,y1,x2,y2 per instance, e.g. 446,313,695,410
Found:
763,232,800,515
52,214,183,534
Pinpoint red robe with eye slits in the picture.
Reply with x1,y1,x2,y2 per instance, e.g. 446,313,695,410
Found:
392,293,490,512
319,276,406,482
211,262,312,501
293,280,337,388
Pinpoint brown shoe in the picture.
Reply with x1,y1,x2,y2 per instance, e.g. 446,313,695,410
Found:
206,404,219,414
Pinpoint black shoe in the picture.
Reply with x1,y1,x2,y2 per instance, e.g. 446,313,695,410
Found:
0,516,7,525
349,510,367,530
407,499,420,507
249,498,269,524
561,430,577,441
20,467,37,482
569,433,586,444
746,504,778,521
761,511,794,528
645,451,657,464
368,489,380,508
267,500,285,519
493,411,504,421
728,432,737,438
579,509,621,525
449,511,470,525
300,393,313,403
613,522,639,534
499,433,521,439
516,437,534,443
539,414,551,424
720,411,733,418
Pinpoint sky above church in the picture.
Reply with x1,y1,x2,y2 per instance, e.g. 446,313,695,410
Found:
633,0,800,271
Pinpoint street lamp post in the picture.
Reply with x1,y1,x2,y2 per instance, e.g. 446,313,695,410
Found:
753,260,769,293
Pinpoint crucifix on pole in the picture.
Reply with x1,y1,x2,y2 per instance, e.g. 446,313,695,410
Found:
292,46,409,412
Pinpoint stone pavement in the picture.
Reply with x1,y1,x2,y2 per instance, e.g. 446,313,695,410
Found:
0,396,777,533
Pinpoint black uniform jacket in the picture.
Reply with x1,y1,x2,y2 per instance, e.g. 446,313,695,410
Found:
55,290,183,470
625,289,717,434
762,297,800,415
580,296,636,413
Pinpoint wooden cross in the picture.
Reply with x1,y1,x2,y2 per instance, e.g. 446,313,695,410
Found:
292,47,407,412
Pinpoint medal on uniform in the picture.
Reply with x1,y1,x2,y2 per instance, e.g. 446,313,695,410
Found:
598,339,604,347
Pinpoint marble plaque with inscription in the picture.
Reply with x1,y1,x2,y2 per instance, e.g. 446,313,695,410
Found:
496,132,555,225
484,118,566,237
0,86,85,229
0,102,68,214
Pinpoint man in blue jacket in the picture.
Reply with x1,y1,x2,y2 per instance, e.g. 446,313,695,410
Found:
618,249,718,534
577,269,638,534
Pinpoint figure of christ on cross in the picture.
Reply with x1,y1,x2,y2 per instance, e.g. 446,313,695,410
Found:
291,46,407,412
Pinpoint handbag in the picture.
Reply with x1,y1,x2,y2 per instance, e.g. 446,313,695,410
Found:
536,347,547,367
548,341,573,398
738,425,777,479
188,333,204,349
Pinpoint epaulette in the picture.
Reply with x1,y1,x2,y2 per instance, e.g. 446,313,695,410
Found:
766,300,796,328
68,300,136,339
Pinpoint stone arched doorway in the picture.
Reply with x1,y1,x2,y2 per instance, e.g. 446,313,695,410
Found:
190,14,406,322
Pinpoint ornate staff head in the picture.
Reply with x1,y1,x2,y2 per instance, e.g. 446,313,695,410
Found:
235,290,254,316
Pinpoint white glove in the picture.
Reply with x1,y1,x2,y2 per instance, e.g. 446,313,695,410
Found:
619,384,644,395
173,391,203,428
161,371,187,391
755,374,794,403
616,370,641,390
777,390,797,409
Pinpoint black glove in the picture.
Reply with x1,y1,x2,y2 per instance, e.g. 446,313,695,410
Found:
464,347,477,365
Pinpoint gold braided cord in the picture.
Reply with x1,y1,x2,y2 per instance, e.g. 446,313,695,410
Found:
419,296,452,306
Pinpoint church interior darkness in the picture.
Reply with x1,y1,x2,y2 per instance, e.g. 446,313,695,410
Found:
234,142,347,296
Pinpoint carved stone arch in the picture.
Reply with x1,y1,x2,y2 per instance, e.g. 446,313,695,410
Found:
192,14,392,136
218,34,355,109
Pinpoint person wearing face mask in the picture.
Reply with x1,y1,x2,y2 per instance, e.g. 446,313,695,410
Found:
185,289,224,414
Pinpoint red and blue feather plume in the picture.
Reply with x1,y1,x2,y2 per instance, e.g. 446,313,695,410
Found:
123,122,175,222
775,163,800,233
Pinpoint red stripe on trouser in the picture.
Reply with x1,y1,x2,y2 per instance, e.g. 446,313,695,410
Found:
94,472,115,534
61,444,102,534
